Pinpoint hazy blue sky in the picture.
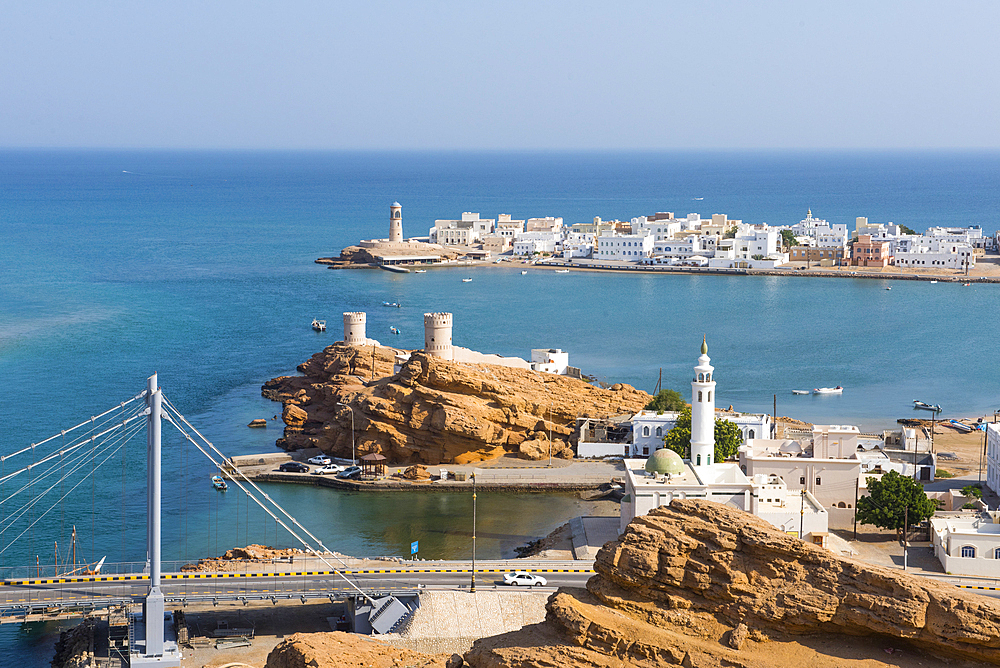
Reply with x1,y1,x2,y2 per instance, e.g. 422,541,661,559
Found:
2,1,998,150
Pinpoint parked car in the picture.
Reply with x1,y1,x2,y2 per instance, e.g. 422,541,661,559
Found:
307,454,332,466
336,465,362,479
311,463,344,475
502,571,547,587
278,461,309,473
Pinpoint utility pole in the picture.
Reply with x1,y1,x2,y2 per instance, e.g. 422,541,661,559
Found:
470,473,477,593
799,489,805,540
903,505,909,571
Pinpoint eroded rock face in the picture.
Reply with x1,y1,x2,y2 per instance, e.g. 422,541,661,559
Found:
262,343,649,465
466,500,1000,667
266,631,450,668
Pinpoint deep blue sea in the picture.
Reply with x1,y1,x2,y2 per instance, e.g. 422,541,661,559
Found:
2,150,1000,663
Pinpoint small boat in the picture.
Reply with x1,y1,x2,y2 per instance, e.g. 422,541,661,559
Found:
415,270,427,273
930,280,938,284
792,390,810,395
311,319,326,332
462,278,473,282
949,419,972,432
885,286,892,290
389,326,400,335
520,270,528,275
555,269,570,274
813,386,843,395
913,400,942,412
963,282,971,286
381,301,401,308
212,475,228,491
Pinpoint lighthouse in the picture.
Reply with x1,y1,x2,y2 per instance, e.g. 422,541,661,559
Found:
690,336,716,467
389,202,403,242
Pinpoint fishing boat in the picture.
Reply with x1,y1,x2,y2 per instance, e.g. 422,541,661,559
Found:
930,280,938,284
949,419,972,432
381,301,401,308
813,386,843,394
885,286,892,290
792,390,810,395
212,475,228,491
462,278,472,282
311,319,326,332
963,282,971,286
913,400,942,412
555,269,570,273
389,326,400,335
415,270,427,273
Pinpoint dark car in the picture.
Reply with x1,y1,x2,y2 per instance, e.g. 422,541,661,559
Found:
335,465,362,479
278,461,309,473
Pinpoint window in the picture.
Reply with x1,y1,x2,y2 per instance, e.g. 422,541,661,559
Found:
642,446,649,456
643,426,650,437
696,454,701,466
707,391,712,401
748,429,755,439
816,477,822,485
655,426,662,437
707,455,712,465
995,547,1000,560
961,546,976,558
698,373,704,382
698,391,703,402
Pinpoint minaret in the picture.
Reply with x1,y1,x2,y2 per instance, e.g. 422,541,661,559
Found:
389,202,403,242
690,336,716,467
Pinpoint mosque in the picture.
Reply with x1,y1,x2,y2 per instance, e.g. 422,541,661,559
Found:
620,338,830,547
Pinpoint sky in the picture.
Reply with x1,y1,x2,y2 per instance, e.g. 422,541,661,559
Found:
1,1,999,150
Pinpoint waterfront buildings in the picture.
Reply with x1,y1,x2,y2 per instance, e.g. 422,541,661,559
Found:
987,424,1000,497
930,512,1000,577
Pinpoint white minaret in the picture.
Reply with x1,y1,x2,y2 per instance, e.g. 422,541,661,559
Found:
389,202,403,242
423,312,453,360
690,336,716,467
343,312,367,345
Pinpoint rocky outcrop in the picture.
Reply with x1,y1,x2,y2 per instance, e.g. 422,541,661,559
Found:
466,500,1000,667
262,343,649,465
266,631,453,668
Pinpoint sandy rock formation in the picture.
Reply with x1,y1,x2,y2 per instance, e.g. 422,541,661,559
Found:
266,631,454,668
466,500,1000,667
262,343,649,465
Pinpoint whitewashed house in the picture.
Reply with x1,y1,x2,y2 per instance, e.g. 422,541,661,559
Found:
931,512,1000,577
595,232,654,261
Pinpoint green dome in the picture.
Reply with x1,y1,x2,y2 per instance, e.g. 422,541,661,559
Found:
644,448,685,475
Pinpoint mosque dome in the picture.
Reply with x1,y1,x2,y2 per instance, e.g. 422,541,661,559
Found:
644,448,685,476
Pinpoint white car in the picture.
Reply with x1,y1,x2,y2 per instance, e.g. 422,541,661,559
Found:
311,463,344,475
502,571,547,587
307,455,332,466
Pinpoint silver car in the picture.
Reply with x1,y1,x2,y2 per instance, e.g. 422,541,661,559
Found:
502,571,547,587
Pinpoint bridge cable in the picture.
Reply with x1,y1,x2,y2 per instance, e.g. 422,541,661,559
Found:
159,403,376,604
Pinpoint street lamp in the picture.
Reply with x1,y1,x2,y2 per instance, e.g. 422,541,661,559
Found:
337,402,356,465
548,401,553,468
470,473,477,593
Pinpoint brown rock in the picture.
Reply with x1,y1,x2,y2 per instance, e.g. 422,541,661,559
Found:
263,344,649,465
266,631,449,668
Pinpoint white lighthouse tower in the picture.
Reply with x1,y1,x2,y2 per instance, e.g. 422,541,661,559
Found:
389,202,403,243
690,336,716,467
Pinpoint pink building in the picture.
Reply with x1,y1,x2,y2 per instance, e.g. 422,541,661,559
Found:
851,234,892,267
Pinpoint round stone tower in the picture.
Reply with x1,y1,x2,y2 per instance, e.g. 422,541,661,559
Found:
343,312,367,345
690,336,716,467
389,202,403,243
423,312,453,360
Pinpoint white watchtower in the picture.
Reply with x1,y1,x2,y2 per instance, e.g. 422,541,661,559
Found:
389,202,403,243
690,336,716,467
423,312,453,360
343,312,367,345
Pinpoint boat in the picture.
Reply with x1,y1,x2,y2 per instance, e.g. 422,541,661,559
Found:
949,419,972,432
930,280,938,284
813,386,843,394
963,282,971,286
389,326,400,335
885,286,892,290
555,269,570,274
415,270,427,273
462,278,472,282
521,270,527,275
311,319,326,332
913,400,942,412
382,301,401,308
379,264,410,274
792,390,810,395
212,475,228,491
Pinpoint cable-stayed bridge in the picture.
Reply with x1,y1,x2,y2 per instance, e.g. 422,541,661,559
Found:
0,374,447,665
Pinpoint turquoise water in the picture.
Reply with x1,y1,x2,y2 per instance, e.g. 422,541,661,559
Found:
2,150,1000,662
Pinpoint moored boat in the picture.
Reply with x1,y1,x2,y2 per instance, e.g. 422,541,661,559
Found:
555,269,569,273
212,475,228,491
913,400,942,412
948,419,971,432
792,390,810,395
311,319,326,331
462,278,472,282
521,270,527,275
813,386,843,394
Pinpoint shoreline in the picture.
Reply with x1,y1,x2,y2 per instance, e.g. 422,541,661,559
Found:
317,254,1000,283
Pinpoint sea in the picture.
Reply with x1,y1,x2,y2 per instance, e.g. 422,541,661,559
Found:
2,149,999,662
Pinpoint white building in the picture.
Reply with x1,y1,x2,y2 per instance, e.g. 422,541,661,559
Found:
430,212,495,246
931,512,1000,577
630,410,680,457
513,231,559,256
987,424,1000,496
620,339,828,545
495,214,525,240
530,348,570,374
559,232,595,259
894,238,976,270
595,232,654,261
525,217,564,233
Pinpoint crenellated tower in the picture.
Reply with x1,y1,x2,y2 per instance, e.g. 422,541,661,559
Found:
423,312,453,360
343,312,367,345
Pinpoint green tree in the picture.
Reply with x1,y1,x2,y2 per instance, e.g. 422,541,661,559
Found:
961,484,983,499
663,407,745,463
645,389,686,413
856,471,936,531
723,225,737,239
899,224,917,235
780,229,798,251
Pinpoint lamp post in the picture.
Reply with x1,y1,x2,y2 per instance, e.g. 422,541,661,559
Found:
470,473,477,593
337,402,356,465
548,401,553,468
